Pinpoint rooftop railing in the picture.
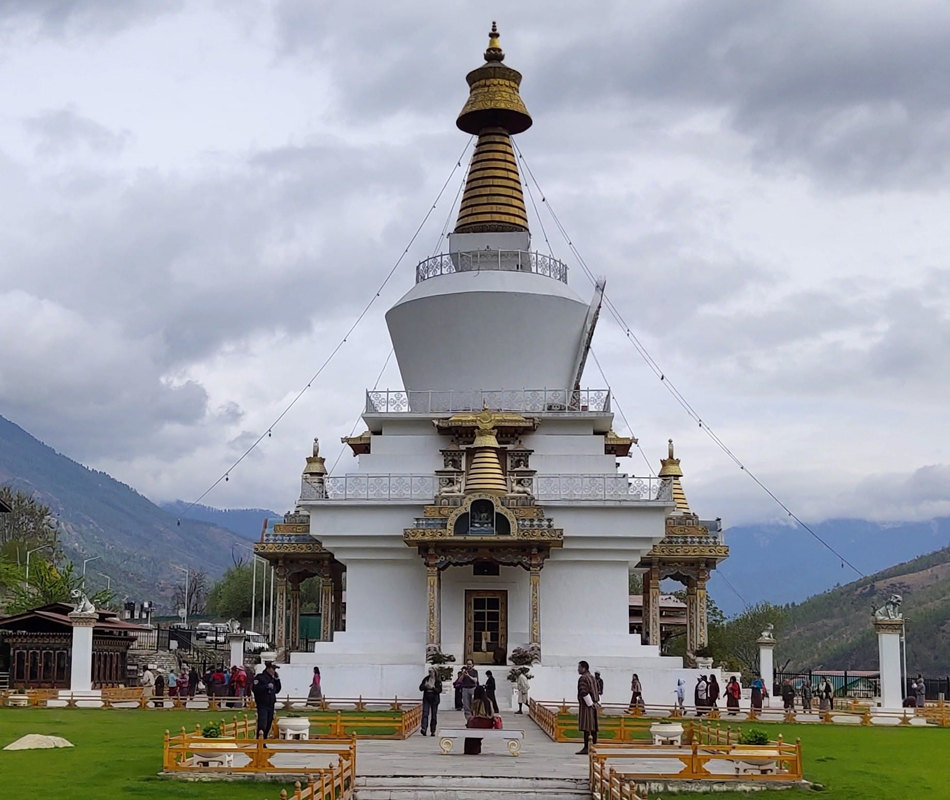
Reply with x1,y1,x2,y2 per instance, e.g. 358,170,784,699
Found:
317,474,671,503
416,250,568,284
365,388,611,415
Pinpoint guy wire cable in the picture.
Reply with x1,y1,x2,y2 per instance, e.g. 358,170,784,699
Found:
513,140,865,579
175,136,475,525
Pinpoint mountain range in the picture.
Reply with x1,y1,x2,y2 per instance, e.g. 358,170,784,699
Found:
779,544,950,675
0,414,260,608
3,409,949,633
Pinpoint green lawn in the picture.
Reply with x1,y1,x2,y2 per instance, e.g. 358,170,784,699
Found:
2,710,948,799
645,720,950,800
0,708,295,799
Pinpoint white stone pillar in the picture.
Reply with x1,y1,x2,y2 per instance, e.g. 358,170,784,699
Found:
874,618,904,711
68,611,98,693
758,635,775,708
228,633,246,669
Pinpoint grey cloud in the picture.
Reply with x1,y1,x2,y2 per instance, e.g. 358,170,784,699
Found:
24,107,131,157
849,464,950,522
0,0,180,39
271,1,950,191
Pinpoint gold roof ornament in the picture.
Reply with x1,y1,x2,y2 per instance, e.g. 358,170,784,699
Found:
434,407,538,439
454,22,531,234
303,437,327,477
658,439,690,514
464,411,508,495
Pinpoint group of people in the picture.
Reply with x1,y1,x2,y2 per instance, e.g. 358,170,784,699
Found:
139,664,249,702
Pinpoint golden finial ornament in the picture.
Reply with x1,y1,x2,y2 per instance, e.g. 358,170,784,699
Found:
454,22,532,234
658,439,690,513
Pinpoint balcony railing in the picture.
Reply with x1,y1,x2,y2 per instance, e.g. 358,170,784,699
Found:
534,475,672,503
317,474,671,503
416,250,568,284
365,388,611,415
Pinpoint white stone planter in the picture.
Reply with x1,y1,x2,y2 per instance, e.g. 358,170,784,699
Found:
277,717,311,740
696,657,714,669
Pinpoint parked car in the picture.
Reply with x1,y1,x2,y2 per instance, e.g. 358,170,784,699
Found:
245,631,270,654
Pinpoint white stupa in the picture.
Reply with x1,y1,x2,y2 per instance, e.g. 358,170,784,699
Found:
258,24,721,704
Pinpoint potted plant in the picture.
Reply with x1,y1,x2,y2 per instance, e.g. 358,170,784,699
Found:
425,650,456,685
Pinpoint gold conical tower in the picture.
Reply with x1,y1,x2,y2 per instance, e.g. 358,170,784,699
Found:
658,439,691,515
454,23,531,235
465,422,508,495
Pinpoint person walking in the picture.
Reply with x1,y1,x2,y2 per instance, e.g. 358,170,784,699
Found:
485,670,499,714
515,670,530,714
419,667,442,736
818,680,833,712
629,673,644,712
188,665,199,699
595,671,604,697
725,676,741,715
251,661,281,738
307,667,322,706
576,660,600,755
140,665,155,702
460,660,478,720
178,669,189,703
750,675,765,711
915,676,926,708
674,678,686,713
800,680,813,712
694,676,708,716
781,679,796,711
167,669,178,699
708,675,721,710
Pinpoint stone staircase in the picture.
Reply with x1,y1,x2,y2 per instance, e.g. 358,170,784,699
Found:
354,775,590,800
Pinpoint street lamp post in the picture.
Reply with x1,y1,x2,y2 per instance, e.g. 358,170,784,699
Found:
82,556,101,587
97,571,113,591
25,544,54,583
174,566,190,628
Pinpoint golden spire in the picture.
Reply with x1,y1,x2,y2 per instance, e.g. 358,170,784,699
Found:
658,439,690,514
454,23,531,235
464,412,508,494
303,437,327,477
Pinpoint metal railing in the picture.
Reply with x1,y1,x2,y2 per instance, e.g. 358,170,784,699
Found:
535,475,672,503
415,250,568,284
319,474,671,502
365,388,611,414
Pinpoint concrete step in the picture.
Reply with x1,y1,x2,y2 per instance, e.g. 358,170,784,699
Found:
354,775,590,800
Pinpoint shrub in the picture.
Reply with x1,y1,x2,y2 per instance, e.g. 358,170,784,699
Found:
201,722,222,738
738,728,770,746
426,650,456,683
510,646,540,667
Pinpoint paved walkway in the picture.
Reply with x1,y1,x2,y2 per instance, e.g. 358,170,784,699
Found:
356,709,587,780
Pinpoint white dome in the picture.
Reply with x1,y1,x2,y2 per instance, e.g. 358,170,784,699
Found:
386,268,590,393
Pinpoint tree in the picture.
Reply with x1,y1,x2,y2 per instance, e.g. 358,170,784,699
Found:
173,570,208,616
0,487,59,568
709,602,786,675
2,559,114,615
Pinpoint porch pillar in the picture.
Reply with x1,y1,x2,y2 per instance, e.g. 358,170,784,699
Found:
645,566,661,647
426,558,442,655
289,577,301,651
528,556,542,650
320,574,334,642
696,568,710,650
686,577,699,657
275,567,288,653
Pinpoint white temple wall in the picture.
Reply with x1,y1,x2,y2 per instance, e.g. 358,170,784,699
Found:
336,559,426,648
439,565,530,660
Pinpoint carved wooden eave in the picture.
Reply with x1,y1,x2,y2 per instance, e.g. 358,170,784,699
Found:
342,430,372,456
434,409,539,443
604,429,635,457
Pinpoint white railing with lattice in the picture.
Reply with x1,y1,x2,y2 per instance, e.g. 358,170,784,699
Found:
365,388,611,414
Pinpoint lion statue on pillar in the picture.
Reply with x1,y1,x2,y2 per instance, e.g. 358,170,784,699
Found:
872,594,902,621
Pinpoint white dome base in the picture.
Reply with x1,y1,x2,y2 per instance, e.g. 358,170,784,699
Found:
386,270,590,393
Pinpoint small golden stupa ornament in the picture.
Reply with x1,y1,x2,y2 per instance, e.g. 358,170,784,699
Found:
454,22,532,235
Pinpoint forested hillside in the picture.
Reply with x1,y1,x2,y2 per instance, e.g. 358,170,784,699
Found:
780,546,950,675
0,414,249,608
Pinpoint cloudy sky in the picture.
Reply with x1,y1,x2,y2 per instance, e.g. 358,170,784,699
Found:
1,0,949,537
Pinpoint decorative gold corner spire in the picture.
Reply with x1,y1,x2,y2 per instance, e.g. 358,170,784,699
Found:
454,23,532,235
303,437,327,477
658,439,690,514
